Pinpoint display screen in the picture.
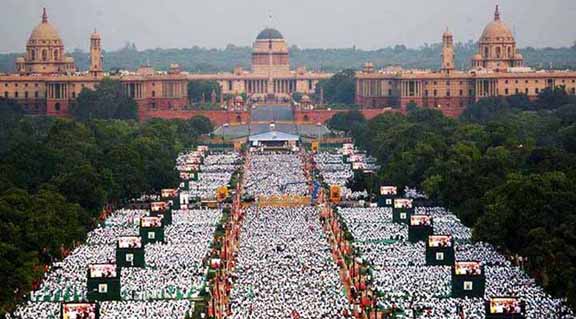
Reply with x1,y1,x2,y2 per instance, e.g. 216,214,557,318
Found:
410,215,432,226
394,198,413,209
141,216,162,228
489,298,522,314
161,189,177,198
428,235,452,247
62,303,97,319
88,264,117,278
380,186,397,195
455,261,482,275
150,202,167,212
118,236,142,249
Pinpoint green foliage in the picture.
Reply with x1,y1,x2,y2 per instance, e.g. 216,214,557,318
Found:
188,80,222,104
326,110,366,133
316,69,356,105
69,78,138,121
356,88,576,308
0,105,213,314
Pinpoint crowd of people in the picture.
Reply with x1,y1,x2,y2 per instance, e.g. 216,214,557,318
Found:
8,204,222,318
179,152,241,200
319,149,575,319
229,206,352,318
244,152,308,197
335,205,574,318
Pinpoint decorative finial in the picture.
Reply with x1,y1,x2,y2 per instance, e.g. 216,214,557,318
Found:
495,4,501,21
42,8,48,23
267,10,273,28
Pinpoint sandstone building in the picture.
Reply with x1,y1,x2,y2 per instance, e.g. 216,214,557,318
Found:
355,6,576,116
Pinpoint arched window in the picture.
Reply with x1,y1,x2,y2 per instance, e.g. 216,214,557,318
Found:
31,49,36,60
484,47,489,57
54,49,59,61
496,47,501,58
42,49,48,61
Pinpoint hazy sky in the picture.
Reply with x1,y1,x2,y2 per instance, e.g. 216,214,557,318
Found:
1,0,575,53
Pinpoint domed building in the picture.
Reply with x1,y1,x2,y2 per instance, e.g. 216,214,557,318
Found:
471,5,524,71
356,5,576,117
16,9,76,75
189,26,332,103
252,28,290,74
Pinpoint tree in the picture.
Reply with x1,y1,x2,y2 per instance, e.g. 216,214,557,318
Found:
69,78,138,121
187,80,221,104
327,111,366,133
316,69,356,105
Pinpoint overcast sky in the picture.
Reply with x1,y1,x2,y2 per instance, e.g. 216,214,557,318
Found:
1,0,575,53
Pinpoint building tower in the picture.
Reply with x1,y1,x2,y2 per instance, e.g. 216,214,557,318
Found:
441,29,455,73
89,30,103,78
472,5,523,71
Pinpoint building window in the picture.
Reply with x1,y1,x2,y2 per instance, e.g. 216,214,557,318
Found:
459,90,463,96
388,89,392,96
3,92,7,98
25,92,28,98
14,92,18,98
525,88,529,95
31,49,36,60
447,91,451,97
228,81,233,91
152,91,156,97
433,90,437,97
35,91,39,98
42,49,48,61
536,88,540,94
72,92,76,99
505,80,509,84
515,88,519,94
505,88,509,95
433,81,437,85
55,103,61,111
572,88,576,95
424,90,429,97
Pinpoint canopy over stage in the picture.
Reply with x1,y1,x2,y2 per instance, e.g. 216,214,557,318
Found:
248,131,300,150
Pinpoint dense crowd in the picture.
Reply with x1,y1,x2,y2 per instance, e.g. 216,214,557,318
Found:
336,206,575,318
319,149,575,319
244,152,308,197
179,152,241,200
230,206,351,318
7,207,222,319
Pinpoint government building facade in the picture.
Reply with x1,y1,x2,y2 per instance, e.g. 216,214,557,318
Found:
1,6,576,119
355,6,576,116
187,28,331,105
0,9,189,116
0,10,330,116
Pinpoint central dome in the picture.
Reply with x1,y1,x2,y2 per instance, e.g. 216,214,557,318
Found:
256,28,284,40
480,5,514,43
28,9,62,45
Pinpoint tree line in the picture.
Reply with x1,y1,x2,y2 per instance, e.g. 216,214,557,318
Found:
0,89,213,314
329,87,576,309
2,42,576,74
